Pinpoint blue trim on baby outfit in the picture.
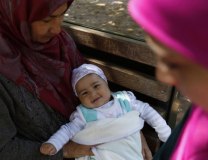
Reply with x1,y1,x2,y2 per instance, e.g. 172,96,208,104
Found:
80,91,131,122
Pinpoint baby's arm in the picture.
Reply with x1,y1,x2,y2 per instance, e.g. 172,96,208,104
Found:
41,110,86,155
128,91,171,142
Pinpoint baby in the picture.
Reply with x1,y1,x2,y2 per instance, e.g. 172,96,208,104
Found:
40,63,171,159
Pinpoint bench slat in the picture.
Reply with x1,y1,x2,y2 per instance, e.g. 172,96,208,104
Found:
63,23,157,67
87,57,172,102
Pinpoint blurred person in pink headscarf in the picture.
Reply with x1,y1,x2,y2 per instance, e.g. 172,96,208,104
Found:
128,0,208,159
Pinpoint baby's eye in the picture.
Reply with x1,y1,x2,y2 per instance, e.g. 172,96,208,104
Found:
80,91,88,96
94,84,100,89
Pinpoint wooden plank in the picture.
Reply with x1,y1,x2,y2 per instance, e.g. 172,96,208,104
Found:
86,57,172,102
63,23,157,67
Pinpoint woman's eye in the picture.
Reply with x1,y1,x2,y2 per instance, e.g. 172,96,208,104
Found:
42,18,52,23
160,58,180,70
165,62,180,69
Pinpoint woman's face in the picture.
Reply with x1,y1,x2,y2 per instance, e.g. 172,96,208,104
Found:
31,3,68,43
75,74,111,109
146,35,208,110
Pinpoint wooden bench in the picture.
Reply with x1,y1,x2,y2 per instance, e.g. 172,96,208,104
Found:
63,23,175,154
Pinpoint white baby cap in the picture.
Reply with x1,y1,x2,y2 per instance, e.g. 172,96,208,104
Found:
72,63,108,96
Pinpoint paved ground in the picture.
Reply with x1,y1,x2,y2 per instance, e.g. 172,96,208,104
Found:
64,0,145,40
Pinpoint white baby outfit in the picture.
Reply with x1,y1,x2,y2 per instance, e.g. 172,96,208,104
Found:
46,63,171,160
46,91,171,160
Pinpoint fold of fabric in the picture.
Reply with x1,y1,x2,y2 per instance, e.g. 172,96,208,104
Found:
73,111,144,160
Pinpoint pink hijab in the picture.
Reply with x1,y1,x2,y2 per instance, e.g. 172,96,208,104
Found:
128,0,208,69
0,0,84,117
128,0,208,159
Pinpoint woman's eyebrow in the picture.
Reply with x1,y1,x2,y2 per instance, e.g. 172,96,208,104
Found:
50,8,68,18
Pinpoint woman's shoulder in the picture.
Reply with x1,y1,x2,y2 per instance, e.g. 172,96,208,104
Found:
0,74,66,123
0,74,17,100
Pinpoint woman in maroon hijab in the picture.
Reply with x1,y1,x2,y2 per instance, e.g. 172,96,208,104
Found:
0,0,94,159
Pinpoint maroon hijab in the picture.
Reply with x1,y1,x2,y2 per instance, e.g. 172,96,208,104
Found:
0,0,84,117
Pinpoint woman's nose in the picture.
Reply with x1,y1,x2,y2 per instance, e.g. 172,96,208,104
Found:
156,62,176,86
49,18,62,35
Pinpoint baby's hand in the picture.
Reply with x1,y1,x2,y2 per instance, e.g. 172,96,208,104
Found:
40,143,57,155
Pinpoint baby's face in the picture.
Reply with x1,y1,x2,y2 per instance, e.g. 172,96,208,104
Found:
75,74,111,108
146,35,208,110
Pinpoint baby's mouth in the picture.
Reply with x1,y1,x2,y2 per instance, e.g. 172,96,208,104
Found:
91,97,101,103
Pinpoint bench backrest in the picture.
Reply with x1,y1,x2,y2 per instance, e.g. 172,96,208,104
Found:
63,23,174,153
